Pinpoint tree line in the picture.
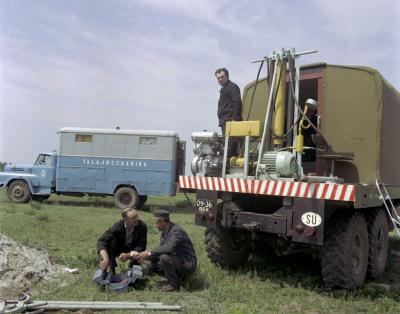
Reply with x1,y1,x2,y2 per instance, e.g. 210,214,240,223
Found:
0,161,9,171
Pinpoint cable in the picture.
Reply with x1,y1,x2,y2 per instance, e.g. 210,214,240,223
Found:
245,60,265,120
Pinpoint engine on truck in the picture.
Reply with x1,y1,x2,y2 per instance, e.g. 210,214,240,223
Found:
190,131,224,177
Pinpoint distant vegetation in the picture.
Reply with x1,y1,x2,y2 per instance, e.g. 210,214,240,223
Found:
0,161,9,171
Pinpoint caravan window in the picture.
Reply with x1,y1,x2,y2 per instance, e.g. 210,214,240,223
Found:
76,134,93,142
139,136,157,145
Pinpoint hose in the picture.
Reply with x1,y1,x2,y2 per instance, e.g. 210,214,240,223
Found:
245,60,265,120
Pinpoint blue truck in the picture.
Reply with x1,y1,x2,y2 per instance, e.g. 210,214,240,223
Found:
0,127,185,208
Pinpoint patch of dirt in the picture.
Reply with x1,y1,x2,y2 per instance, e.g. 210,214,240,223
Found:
0,234,64,298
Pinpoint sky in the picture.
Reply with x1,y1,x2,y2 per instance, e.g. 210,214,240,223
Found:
0,0,399,166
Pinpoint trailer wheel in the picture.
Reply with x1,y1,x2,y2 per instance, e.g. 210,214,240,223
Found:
204,226,250,268
7,180,31,203
321,212,369,289
114,186,138,209
366,208,389,279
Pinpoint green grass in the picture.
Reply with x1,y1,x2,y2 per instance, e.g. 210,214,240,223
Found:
0,190,399,313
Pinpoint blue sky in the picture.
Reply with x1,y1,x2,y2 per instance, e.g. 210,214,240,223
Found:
1,0,399,164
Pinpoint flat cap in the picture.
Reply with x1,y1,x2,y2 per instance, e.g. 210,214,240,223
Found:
153,209,170,219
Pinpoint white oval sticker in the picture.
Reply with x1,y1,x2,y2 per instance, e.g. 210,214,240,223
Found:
301,212,322,227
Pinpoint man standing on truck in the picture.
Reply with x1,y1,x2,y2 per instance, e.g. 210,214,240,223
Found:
215,67,243,157
136,209,197,292
97,208,147,273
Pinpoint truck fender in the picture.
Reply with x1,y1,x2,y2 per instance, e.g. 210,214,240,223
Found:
6,177,36,194
113,184,141,195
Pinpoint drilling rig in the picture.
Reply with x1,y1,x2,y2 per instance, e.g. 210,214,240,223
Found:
180,48,400,289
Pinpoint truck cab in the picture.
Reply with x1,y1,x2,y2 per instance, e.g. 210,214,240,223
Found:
32,152,57,193
0,151,57,202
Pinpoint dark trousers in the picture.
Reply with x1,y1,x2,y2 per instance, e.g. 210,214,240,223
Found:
149,254,196,287
104,239,137,273
221,124,241,158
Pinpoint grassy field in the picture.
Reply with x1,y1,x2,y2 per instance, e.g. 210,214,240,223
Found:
0,190,399,313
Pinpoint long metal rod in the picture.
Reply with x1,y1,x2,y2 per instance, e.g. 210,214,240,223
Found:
28,304,181,311
28,301,164,306
244,136,250,177
294,49,318,57
293,54,303,176
255,62,278,178
222,136,229,177
286,54,295,146
251,57,267,63
4,301,179,313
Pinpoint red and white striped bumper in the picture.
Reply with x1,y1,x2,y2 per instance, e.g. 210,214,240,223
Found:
179,176,356,202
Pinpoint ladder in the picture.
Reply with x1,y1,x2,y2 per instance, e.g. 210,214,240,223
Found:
375,180,400,237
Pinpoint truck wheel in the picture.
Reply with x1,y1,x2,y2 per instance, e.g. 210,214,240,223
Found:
321,212,369,289
7,180,31,203
137,196,148,209
114,186,138,209
204,226,250,268
366,208,389,279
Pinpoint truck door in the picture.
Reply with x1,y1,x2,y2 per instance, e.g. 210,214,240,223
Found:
32,154,56,193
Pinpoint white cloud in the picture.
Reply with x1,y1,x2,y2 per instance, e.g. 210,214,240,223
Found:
128,0,251,35
0,0,399,165
314,0,398,42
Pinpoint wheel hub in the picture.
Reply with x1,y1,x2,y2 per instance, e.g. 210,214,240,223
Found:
121,193,132,204
13,186,24,199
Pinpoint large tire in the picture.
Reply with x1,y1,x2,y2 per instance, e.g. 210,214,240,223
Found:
204,226,250,268
321,212,369,289
7,180,31,203
366,208,389,279
114,186,138,209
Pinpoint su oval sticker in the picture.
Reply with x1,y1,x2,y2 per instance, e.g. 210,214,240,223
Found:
301,212,322,227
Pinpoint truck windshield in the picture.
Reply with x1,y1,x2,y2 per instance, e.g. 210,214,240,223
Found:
35,154,51,166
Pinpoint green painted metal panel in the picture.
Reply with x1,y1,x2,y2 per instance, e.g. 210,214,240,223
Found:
242,64,400,186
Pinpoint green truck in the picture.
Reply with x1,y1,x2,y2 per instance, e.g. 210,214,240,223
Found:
180,48,400,289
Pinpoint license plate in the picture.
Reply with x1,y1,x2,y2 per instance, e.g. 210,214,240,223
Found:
196,199,214,213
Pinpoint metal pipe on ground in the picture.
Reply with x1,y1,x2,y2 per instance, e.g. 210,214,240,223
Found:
27,303,181,311
3,299,181,312
28,301,164,306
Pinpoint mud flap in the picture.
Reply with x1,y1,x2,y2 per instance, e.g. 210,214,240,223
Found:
292,198,325,245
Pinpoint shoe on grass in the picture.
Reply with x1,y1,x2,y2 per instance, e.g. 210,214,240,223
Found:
160,284,179,292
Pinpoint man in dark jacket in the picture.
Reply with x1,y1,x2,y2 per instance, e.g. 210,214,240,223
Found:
137,209,197,292
97,208,147,273
215,67,243,157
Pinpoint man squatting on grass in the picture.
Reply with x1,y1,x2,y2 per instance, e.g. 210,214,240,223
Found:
97,208,147,273
136,209,197,292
